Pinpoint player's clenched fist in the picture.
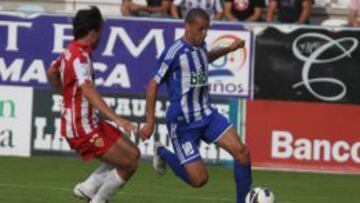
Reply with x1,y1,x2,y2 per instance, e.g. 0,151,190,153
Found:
229,37,245,52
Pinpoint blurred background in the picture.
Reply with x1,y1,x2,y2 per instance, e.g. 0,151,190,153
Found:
0,0,360,203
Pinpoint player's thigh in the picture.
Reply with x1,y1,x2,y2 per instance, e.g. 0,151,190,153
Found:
100,137,140,170
215,126,249,163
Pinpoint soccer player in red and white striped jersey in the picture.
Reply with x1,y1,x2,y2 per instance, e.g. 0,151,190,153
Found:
47,6,140,203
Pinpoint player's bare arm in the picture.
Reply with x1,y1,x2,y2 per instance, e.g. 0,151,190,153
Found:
207,37,245,63
81,80,137,134
139,78,159,140
47,62,62,94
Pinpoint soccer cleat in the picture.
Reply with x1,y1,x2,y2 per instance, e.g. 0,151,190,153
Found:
153,142,166,175
73,183,95,201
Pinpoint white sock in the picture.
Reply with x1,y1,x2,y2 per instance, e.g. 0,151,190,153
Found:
90,169,126,203
81,163,113,193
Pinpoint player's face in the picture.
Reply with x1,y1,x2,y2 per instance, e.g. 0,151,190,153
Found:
186,17,210,46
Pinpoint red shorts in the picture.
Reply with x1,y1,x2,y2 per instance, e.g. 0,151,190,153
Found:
66,120,123,161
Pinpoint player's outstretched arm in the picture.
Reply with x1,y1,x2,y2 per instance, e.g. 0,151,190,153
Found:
207,37,245,63
47,62,62,94
81,80,137,134
139,79,159,140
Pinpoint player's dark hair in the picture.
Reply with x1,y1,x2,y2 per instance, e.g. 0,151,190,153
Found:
72,6,103,40
185,8,210,23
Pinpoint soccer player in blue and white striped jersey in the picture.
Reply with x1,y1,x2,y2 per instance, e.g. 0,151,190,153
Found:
139,8,252,203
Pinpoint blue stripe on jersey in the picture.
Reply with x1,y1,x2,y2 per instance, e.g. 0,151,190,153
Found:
198,48,212,116
191,50,204,121
196,49,206,118
185,51,196,123
179,50,191,122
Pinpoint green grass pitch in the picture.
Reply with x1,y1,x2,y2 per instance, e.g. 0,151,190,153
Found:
0,156,359,203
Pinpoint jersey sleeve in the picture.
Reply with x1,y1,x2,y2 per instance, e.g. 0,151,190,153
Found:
153,48,175,85
73,54,92,86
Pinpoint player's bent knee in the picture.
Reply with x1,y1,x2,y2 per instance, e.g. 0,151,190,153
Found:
132,153,140,172
122,140,141,161
234,145,251,164
132,146,141,161
128,147,140,172
190,175,208,188
188,171,208,188
129,161,138,173
128,156,139,172
127,161,138,173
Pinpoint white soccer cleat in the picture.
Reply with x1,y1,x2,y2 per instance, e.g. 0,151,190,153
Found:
153,142,166,175
73,182,96,201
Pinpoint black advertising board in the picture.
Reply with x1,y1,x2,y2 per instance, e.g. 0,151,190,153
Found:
255,26,360,104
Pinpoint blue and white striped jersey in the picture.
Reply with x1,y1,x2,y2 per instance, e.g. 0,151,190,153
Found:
153,38,214,123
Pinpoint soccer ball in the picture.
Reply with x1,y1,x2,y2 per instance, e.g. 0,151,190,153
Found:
245,186,275,203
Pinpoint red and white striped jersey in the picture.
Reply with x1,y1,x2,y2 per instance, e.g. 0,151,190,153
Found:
54,41,100,139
